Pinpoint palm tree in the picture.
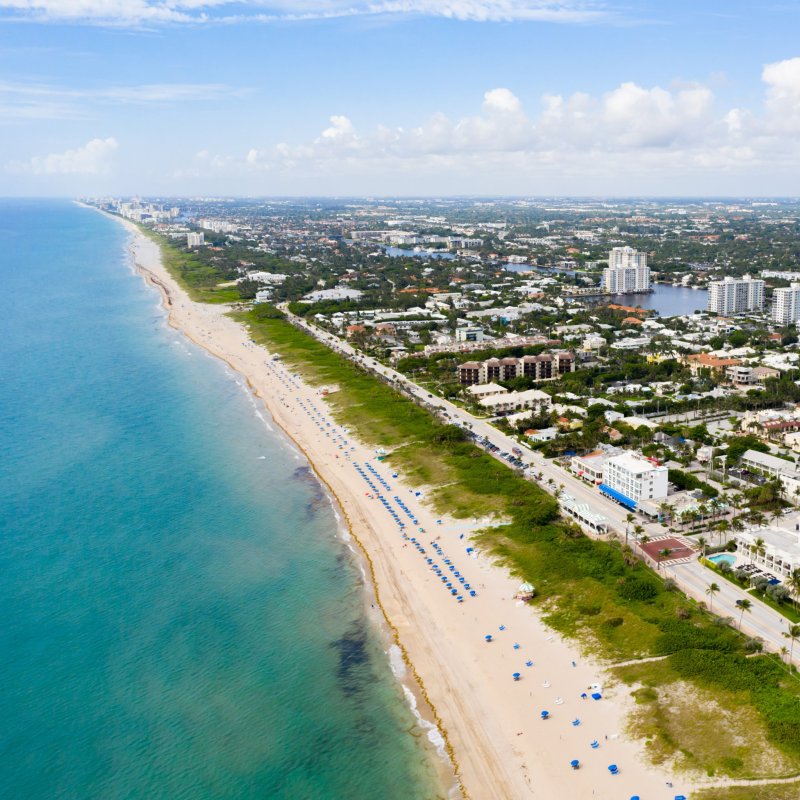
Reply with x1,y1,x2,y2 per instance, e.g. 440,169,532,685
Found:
658,501,671,526
715,519,730,546
625,512,634,545
771,507,783,527
750,537,766,565
706,582,720,611
697,536,708,559
788,568,800,613
737,598,753,630
783,623,800,666
622,544,636,567
633,524,644,541
749,510,767,529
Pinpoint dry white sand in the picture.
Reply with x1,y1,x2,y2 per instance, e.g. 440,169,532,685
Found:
115,216,690,800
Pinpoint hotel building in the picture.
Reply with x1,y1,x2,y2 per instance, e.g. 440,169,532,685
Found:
599,452,668,510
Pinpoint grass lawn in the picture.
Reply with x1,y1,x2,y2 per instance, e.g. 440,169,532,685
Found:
747,589,800,625
693,785,800,800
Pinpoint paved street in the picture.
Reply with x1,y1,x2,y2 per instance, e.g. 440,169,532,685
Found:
283,310,800,664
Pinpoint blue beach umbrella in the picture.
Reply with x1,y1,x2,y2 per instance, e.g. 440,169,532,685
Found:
570,759,579,770
540,710,549,719
485,635,492,642
513,672,521,681
608,764,619,775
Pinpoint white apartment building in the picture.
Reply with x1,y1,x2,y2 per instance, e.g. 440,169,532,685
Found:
186,232,204,247
600,452,668,509
706,276,764,315
772,283,800,325
602,247,650,294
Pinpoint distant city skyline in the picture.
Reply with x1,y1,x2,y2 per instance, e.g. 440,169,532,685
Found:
3,1,800,196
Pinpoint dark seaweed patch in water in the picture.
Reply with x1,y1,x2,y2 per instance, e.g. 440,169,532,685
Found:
331,623,373,697
293,465,327,517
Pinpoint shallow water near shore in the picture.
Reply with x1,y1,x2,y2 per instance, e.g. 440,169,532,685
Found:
0,200,445,799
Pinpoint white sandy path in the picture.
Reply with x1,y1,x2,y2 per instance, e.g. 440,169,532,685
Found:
116,217,691,800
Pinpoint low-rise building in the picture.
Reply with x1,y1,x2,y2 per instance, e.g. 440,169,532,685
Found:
740,448,798,478
571,445,623,484
525,427,559,442
735,521,800,580
466,382,506,400
455,326,485,342
478,389,552,415
683,353,743,376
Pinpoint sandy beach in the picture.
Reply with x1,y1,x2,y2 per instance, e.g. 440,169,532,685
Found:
114,215,688,800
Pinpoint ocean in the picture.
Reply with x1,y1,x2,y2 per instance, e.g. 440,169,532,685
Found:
0,200,444,799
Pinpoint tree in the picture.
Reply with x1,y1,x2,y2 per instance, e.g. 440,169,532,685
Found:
737,598,753,630
750,537,766,564
783,623,800,667
697,536,708,558
788,568,800,612
706,582,720,611
625,512,634,545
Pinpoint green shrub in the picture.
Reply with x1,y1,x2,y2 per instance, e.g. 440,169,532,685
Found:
618,577,658,601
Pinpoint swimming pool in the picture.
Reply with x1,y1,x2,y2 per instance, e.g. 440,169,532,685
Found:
709,553,737,567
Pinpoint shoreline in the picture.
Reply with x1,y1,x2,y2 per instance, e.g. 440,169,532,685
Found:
102,209,689,799
110,212,463,798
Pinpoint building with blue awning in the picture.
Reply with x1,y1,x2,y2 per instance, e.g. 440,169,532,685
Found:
599,483,637,510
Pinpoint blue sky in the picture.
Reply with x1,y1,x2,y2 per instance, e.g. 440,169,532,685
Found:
3,1,800,196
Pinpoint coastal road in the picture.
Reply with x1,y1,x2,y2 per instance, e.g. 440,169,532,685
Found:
282,309,799,664
283,311,657,536
666,559,800,659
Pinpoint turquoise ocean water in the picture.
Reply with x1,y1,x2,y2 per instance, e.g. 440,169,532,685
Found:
0,200,444,799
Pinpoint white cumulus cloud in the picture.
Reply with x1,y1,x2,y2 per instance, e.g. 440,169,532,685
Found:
20,136,119,174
